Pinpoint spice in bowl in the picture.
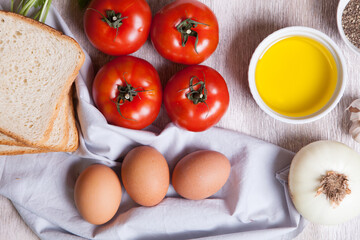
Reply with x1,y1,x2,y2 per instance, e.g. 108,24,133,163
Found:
342,0,360,49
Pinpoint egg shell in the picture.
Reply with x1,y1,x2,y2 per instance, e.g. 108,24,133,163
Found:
74,164,122,225
121,146,170,207
172,150,231,200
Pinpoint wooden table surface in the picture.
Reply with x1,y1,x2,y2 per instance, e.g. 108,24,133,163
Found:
1,0,360,239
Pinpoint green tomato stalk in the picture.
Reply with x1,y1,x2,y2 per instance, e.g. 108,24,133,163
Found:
11,0,52,23
178,74,210,118
112,74,152,121
176,18,209,54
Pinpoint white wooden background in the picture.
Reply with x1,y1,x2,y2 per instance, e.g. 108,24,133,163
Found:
1,0,360,239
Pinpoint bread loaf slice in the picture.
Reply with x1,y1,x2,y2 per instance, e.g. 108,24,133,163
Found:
0,92,79,155
0,97,69,148
0,11,84,148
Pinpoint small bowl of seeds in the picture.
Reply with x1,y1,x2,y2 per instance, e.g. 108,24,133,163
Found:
338,0,360,54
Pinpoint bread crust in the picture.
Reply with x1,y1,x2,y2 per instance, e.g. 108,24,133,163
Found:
0,10,85,149
40,95,71,151
0,135,26,146
0,145,50,155
63,88,79,152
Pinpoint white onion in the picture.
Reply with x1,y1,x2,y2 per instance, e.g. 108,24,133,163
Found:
289,140,360,225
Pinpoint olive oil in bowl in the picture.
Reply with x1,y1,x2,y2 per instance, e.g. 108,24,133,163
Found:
255,36,338,118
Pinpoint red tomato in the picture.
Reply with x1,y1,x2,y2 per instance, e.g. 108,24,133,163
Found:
150,0,219,65
84,0,151,55
92,56,162,130
164,65,229,132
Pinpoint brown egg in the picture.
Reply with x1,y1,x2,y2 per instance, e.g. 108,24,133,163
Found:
121,146,170,207
74,164,122,225
172,150,231,200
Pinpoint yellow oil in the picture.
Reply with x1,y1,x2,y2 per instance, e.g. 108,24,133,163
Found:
255,36,338,117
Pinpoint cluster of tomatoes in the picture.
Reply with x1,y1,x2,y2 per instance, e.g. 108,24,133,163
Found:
86,0,230,132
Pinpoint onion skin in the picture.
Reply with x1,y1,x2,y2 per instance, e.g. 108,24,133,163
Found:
289,140,360,225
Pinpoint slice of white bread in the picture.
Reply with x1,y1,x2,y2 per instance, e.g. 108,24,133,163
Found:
0,92,79,155
0,11,84,148
0,97,69,148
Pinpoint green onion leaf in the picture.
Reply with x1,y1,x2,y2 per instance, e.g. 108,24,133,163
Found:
11,0,53,23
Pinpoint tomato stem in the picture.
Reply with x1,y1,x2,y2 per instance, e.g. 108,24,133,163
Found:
178,74,210,117
186,76,207,104
87,8,128,41
112,75,152,121
176,18,209,54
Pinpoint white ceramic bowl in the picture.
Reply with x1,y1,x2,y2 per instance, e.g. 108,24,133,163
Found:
248,26,347,124
337,0,360,55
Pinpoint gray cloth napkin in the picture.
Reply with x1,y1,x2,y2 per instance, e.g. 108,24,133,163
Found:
0,5,306,240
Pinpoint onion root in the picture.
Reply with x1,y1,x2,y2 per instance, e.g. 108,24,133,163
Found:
316,171,351,207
